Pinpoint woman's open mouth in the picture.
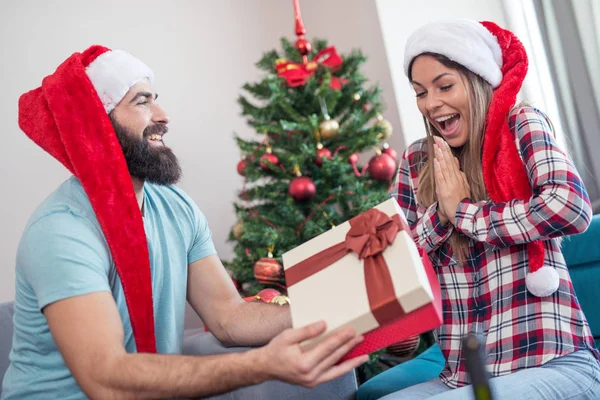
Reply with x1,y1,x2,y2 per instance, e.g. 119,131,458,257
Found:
434,113,460,138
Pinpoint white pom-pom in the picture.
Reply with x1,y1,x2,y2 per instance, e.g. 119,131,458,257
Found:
525,266,560,297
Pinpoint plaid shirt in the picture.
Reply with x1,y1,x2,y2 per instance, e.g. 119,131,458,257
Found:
391,106,599,388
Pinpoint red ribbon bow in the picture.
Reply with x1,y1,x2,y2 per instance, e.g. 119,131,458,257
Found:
275,46,347,89
345,209,402,259
286,208,408,326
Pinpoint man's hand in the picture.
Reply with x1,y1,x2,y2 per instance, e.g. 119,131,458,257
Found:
433,136,470,225
255,321,368,388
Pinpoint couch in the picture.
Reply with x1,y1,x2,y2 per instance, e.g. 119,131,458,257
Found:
357,214,600,400
0,301,357,399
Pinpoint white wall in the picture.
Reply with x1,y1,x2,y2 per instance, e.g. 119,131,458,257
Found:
0,0,511,313
375,0,508,147
0,0,400,310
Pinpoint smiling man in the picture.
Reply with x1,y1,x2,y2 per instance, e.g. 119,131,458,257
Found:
1,45,366,399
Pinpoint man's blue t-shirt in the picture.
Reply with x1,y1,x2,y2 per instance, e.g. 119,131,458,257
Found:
1,176,217,399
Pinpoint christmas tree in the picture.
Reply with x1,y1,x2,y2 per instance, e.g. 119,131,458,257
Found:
224,0,422,382
228,4,397,296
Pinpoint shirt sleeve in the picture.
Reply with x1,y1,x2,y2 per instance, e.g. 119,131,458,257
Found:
391,141,454,254
18,210,112,310
454,107,592,246
187,202,217,264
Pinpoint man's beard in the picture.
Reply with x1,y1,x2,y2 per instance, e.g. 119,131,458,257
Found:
109,115,182,185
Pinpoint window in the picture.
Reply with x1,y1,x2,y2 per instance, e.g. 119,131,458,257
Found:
502,0,568,151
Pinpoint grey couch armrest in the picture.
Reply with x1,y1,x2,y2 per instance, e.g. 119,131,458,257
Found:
0,302,15,380
182,332,357,400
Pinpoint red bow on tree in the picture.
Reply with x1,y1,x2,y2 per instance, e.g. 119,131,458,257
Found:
275,46,348,89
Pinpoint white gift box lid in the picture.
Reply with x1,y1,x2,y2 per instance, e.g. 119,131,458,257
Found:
282,198,434,339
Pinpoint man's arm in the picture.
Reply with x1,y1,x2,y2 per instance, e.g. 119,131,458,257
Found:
45,291,366,399
187,255,291,347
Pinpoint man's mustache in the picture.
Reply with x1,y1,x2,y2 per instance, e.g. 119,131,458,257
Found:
143,124,168,138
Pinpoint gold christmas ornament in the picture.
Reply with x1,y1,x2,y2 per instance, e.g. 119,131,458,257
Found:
375,114,393,140
319,118,340,140
232,219,244,239
353,92,361,101
271,294,291,306
317,96,339,140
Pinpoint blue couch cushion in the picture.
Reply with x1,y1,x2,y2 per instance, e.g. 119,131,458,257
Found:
561,214,600,344
570,265,600,344
561,214,600,268
356,344,445,400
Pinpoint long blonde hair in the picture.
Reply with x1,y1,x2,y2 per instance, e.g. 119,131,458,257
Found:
409,53,494,265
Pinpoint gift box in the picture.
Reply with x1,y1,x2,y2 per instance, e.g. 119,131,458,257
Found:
282,198,442,361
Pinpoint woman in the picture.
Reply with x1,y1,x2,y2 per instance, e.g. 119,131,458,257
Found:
380,20,600,399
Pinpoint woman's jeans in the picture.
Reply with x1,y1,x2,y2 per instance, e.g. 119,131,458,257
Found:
381,349,600,399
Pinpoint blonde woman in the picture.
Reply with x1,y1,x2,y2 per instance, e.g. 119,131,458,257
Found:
380,20,600,399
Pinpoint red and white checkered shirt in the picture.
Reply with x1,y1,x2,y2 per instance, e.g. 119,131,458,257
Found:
391,106,600,388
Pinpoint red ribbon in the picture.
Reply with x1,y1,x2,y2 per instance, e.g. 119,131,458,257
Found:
275,46,348,89
286,208,408,326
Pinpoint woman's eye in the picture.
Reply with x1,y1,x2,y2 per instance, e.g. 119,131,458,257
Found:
137,101,148,106
440,84,453,92
415,92,426,98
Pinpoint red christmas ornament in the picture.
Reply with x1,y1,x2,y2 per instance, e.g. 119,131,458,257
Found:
349,153,359,165
260,153,279,171
295,38,312,56
382,147,398,160
236,159,248,176
386,334,420,357
254,257,284,284
368,153,396,181
289,176,316,201
315,148,332,166
249,288,290,305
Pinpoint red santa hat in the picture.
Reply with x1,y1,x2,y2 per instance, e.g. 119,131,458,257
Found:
403,20,559,297
18,45,157,352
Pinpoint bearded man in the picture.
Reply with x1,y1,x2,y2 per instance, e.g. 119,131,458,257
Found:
1,45,366,399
